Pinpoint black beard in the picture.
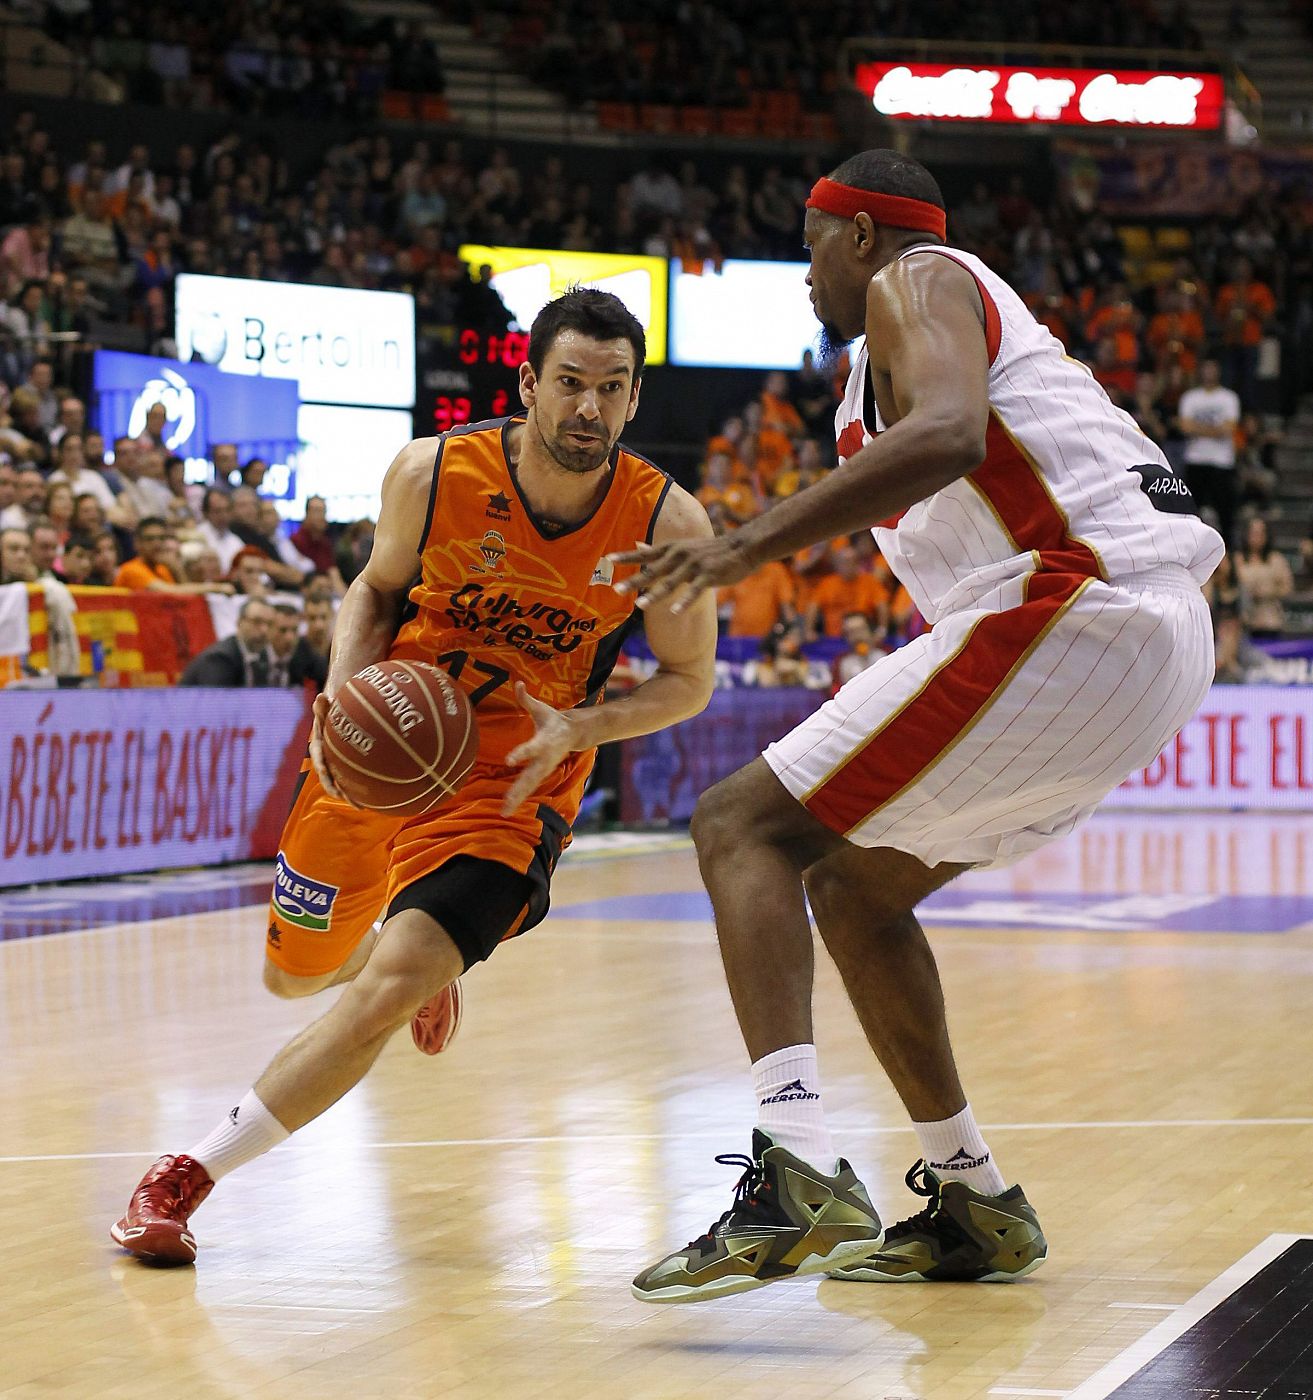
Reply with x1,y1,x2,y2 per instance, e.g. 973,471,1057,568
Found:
816,324,854,372
539,417,613,475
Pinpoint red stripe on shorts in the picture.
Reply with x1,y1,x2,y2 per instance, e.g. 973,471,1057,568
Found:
802,572,1093,836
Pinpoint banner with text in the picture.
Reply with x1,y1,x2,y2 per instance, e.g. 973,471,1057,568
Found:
0,689,311,886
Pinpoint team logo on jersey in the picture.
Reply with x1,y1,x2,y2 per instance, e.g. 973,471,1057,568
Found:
1129,463,1198,517
477,530,507,571
486,491,512,522
589,556,615,587
271,852,338,932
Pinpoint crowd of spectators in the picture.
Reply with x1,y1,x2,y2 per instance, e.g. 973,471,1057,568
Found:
36,0,445,120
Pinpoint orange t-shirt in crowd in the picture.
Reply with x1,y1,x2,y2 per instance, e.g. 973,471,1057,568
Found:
811,571,889,637
1147,309,1205,373
696,480,758,522
114,558,176,590
721,561,795,637
752,427,795,492
1215,281,1277,346
705,435,749,482
760,391,804,436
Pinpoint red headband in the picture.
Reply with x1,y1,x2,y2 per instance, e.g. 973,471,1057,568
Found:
806,178,947,240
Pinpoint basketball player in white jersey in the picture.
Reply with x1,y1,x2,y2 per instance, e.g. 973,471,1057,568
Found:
624,150,1223,1304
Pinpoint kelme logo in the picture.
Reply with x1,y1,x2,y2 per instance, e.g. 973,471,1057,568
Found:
272,852,339,932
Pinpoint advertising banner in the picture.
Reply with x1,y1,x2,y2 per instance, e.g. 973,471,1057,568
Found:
669,258,815,370
855,62,1225,130
457,245,668,365
174,275,416,408
620,685,1313,825
91,351,300,466
0,689,311,886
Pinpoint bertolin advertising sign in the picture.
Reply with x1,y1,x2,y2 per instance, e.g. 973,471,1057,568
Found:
174,275,416,409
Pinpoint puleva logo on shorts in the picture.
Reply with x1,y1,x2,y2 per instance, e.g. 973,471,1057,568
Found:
272,852,339,932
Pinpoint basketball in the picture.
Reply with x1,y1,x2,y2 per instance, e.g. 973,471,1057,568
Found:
321,660,478,816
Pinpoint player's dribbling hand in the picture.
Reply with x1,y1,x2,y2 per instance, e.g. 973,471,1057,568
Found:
502,682,582,816
609,535,754,613
309,691,355,805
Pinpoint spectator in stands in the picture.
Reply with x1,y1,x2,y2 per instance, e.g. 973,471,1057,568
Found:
721,555,796,639
72,493,107,538
162,454,199,524
58,533,95,586
115,516,232,595
240,456,267,490
196,486,245,573
22,360,57,430
7,388,49,466
742,620,829,690
211,443,240,485
336,519,375,585
258,498,315,577
9,467,44,527
135,402,169,451
48,394,86,451
48,432,119,514
88,529,120,586
1215,255,1276,402
1179,360,1242,548
303,596,334,660
832,612,885,689
0,525,34,582
0,462,20,528
29,520,60,578
1234,516,1294,639
268,602,328,690
113,436,172,521
807,544,888,640
178,541,222,587
697,451,758,525
43,482,74,541
228,546,271,600
179,597,277,687
1204,551,1244,682
228,486,306,587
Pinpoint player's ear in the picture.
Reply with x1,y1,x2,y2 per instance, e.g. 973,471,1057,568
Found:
626,375,641,423
519,361,537,409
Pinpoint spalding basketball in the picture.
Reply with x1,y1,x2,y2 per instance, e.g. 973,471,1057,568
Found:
321,660,478,816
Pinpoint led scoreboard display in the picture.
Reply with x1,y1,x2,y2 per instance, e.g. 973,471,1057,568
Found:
417,326,531,435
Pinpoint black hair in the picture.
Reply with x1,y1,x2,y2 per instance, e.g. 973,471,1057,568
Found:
528,286,646,383
65,531,96,554
827,149,945,213
202,485,229,514
134,515,167,537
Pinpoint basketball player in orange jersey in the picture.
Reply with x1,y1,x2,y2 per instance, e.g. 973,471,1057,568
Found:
111,289,720,1265
624,151,1222,1302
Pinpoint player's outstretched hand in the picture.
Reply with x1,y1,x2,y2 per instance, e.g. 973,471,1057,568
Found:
309,691,355,805
503,682,582,816
609,535,754,613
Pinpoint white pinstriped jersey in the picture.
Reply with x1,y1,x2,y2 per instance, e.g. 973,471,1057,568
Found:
835,244,1224,625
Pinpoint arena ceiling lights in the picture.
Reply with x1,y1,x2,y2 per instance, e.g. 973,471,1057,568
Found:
457,245,668,366
855,62,1226,130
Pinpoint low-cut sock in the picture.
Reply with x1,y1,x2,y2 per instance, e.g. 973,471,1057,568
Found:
751,1043,838,1174
185,1089,290,1183
914,1104,1007,1196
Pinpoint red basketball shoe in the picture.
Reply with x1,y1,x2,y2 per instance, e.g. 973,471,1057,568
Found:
110,1154,214,1265
410,978,463,1055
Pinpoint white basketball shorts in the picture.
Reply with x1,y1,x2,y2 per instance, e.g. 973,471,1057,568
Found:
763,565,1214,869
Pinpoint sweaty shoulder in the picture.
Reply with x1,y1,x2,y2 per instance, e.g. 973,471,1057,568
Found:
864,250,989,370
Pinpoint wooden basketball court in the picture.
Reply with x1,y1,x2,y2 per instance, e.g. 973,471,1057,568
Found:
3,810,1312,1399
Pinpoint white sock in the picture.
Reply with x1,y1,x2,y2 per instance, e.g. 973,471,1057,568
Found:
751,1044,837,1173
185,1089,290,1183
914,1104,1007,1196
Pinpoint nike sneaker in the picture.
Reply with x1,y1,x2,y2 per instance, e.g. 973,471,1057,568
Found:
411,978,463,1055
827,1160,1046,1282
110,1154,214,1265
631,1129,883,1304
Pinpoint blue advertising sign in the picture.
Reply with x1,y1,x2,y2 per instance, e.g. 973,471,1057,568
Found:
91,351,301,471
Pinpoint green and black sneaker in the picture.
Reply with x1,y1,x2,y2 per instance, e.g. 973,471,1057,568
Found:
827,1160,1046,1283
631,1129,884,1304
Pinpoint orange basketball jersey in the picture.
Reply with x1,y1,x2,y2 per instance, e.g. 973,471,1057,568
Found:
391,414,670,811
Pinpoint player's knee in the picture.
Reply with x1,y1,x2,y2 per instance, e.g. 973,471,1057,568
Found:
350,966,437,1039
262,960,330,999
689,777,744,858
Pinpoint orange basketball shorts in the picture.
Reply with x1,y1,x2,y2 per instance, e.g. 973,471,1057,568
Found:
265,761,571,978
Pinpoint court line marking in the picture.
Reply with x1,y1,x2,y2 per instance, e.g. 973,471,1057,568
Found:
989,1390,1069,1397
1065,1233,1309,1400
1105,1301,1179,1311
4,1120,1313,1165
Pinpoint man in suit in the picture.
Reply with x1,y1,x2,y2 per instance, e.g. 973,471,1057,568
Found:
268,602,328,691
180,597,276,686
